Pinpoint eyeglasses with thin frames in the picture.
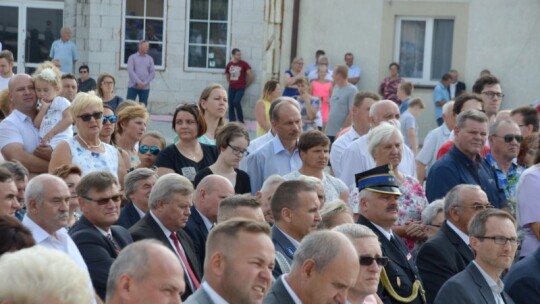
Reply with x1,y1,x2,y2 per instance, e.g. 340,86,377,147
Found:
82,194,123,205
475,236,520,246
459,204,493,211
78,112,103,122
228,144,249,157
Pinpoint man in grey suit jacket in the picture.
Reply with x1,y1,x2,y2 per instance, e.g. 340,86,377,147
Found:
116,168,157,229
185,218,275,304
264,230,359,304
435,209,517,304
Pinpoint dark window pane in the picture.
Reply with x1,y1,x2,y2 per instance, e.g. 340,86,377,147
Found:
145,20,163,42
209,22,227,45
431,20,454,80
146,0,164,18
208,46,226,69
210,0,228,21
125,18,143,41
26,8,63,65
399,20,426,78
124,42,139,64
188,46,207,68
0,6,19,59
126,0,144,17
189,22,208,44
148,43,162,66
190,0,209,20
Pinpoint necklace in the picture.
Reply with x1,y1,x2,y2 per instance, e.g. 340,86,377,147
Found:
77,135,102,149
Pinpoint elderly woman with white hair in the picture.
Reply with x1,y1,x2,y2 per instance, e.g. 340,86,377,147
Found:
411,199,445,260
318,199,354,229
367,122,429,250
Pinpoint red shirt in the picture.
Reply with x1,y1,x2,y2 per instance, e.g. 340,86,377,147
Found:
436,140,490,160
225,60,251,89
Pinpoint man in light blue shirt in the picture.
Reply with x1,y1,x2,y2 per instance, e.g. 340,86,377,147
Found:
433,73,453,126
49,27,78,74
344,52,361,85
246,98,302,194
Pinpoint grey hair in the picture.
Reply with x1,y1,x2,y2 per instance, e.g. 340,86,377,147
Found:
0,161,29,181
124,168,158,199
442,101,455,116
456,109,488,129
368,121,403,157
357,188,373,203
317,55,329,64
368,99,397,118
488,118,520,137
319,199,353,229
106,239,163,301
421,199,445,225
332,223,378,240
291,230,342,272
443,184,482,218
24,174,66,208
148,173,194,209
260,175,285,193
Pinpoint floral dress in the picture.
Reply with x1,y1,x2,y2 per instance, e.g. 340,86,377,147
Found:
397,174,429,251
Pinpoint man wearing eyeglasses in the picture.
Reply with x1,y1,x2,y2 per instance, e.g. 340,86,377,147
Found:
435,208,517,304
472,74,504,126
426,110,509,211
356,164,426,304
417,185,490,303
70,171,133,301
485,119,524,216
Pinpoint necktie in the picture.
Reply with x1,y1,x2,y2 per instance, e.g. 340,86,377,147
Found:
170,232,200,290
106,233,121,255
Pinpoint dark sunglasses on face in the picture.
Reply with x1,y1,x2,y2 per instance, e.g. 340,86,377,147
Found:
78,111,103,122
102,115,117,124
493,134,523,143
82,194,123,205
139,145,161,156
359,256,389,267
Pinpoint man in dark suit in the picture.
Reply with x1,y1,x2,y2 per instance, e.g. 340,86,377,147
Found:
269,179,321,278
129,173,201,301
264,230,359,304
448,69,466,99
504,246,540,303
186,218,275,304
355,164,426,304
416,184,490,302
70,171,133,301
116,168,157,229
185,175,234,270
435,209,517,303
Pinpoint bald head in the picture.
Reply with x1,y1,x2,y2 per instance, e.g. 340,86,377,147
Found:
369,99,400,126
195,175,235,222
8,74,37,112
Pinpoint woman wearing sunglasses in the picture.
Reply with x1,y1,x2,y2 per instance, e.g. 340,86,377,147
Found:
115,103,149,169
193,122,251,194
155,104,217,181
132,131,166,170
49,92,127,184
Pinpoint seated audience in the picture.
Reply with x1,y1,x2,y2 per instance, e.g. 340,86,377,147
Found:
197,83,228,145
115,103,149,169
51,164,83,228
256,174,285,225
134,131,166,170
318,199,354,229
217,194,265,222
0,167,19,217
0,215,35,255
116,168,158,229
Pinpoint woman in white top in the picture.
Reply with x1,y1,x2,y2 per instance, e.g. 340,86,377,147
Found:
49,92,127,184
197,83,228,145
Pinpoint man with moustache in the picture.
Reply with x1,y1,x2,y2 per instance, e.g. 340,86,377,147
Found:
186,218,275,304
117,168,158,229
435,209,517,303
69,171,133,301
247,98,302,193
356,164,426,304
129,173,202,301
334,223,387,304
339,99,416,189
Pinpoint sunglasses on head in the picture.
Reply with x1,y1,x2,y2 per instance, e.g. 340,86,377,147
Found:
139,145,161,156
102,115,117,124
78,111,103,122
359,256,389,267
494,134,523,143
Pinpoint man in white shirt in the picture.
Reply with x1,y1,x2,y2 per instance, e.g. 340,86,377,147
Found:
185,218,275,304
344,52,361,85
0,50,15,91
264,230,359,304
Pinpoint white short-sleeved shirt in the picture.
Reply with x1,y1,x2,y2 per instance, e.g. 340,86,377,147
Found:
330,127,360,178
416,123,451,174
0,110,40,154
39,96,73,148
284,170,348,202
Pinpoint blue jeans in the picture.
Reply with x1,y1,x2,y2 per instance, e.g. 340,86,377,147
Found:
228,87,245,122
127,87,150,107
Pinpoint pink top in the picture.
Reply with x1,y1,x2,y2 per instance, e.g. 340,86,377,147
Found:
311,80,332,104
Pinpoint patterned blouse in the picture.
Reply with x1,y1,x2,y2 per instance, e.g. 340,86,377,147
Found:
397,174,429,250
378,76,402,105
67,137,119,178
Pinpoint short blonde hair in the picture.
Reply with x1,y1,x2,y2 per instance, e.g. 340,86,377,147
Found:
0,246,93,304
70,91,104,117
319,199,353,229
32,61,62,89
116,103,149,135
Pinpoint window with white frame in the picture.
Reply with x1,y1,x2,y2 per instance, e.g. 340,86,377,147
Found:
394,17,454,85
122,0,166,68
186,0,230,71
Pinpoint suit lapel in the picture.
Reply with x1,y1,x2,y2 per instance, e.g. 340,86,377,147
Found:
144,213,176,252
467,263,496,304
191,207,209,239
126,203,142,225
177,229,202,279
443,223,474,262
271,225,296,260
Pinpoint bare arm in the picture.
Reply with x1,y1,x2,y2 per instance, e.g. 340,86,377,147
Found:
43,108,73,143
3,144,49,174
246,69,254,87
255,100,271,132
407,128,418,155
416,160,426,183
117,150,127,191
48,141,72,172
156,167,175,177
435,100,447,107
284,71,302,86
531,222,540,241
303,95,317,120
348,77,360,85
339,190,349,203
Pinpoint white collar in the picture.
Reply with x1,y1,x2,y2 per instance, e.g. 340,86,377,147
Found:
446,220,470,246
132,203,146,218
276,225,301,248
370,221,393,241
150,210,172,237
196,208,213,231
282,275,303,304
22,215,64,243
472,261,504,293
202,281,229,304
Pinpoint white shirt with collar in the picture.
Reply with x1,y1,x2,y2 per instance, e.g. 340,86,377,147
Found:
370,221,393,241
0,109,40,153
330,126,361,178
201,281,229,304
239,129,274,171
446,220,470,246
132,203,146,219
282,274,303,304
472,261,506,304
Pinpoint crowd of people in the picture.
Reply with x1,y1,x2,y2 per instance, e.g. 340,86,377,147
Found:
1,37,540,304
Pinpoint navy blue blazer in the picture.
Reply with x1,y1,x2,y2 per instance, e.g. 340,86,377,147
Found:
416,221,474,303
358,215,424,304
504,246,540,304
448,81,466,99
435,262,514,304
271,225,297,279
263,275,296,304
128,212,202,301
69,215,133,301
184,207,210,271
116,202,143,230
